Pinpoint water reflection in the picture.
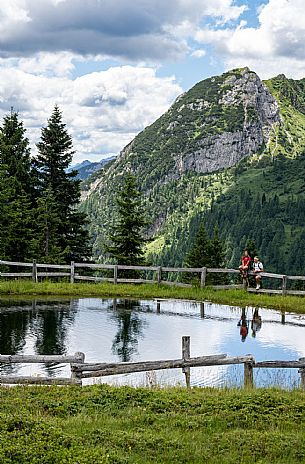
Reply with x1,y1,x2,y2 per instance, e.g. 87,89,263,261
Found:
0,297,304,387
110,299,149,362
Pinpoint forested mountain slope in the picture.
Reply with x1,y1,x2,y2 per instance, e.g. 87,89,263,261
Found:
81,69,305,274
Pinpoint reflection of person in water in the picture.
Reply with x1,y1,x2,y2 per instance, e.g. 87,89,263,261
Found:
237,308,249,342
251,308,262,338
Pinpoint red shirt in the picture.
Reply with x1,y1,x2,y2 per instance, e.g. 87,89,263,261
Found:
242,256,251,267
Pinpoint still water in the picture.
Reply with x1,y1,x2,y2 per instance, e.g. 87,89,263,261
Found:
0,297,305,387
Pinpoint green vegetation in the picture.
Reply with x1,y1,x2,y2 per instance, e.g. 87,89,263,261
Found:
82,69,305,276
1,385,305,463
33,105,90,262
0,107,90,265
1,281,305,314
105,173,147,265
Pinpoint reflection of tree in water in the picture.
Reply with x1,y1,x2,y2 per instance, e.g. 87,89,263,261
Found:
0,311,29,354
0,299,78,374
33,300,77,355
110,299,149,362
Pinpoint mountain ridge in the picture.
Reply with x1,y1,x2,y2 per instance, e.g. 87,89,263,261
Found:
81,68,305,273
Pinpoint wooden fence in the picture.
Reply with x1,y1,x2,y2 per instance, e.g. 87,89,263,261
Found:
0,352,85,386
1,337,305,389
0,259,305,295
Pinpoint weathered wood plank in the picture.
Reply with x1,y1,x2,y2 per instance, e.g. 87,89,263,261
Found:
74,263,115,269
0,376,81,385
74,276,113,282
37,272,70,277
117,265,159,271
161,266,203,273
70,261,75,284
0,353,84,363
207,268,240,274
247,288,282,294
117,279,155,284
182,336,191,388
212,285,244,290
287,275,305,281
36,264,71,269
0,273,32,277
72,354,229,372
286,290,305,296
32,260,38,283
244,362,254,388
254,360,305,368
114,265,118,285
0,260,33,267
74,355,255,378
200,267,207,288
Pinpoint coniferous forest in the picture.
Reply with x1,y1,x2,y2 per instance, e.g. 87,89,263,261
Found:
0,107,90,264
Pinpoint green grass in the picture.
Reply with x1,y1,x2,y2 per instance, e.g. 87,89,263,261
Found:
1,384,305,463
1,280,305,314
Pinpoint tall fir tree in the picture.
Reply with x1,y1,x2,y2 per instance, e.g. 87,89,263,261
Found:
33,105,90,262
184,225,211,268
184,224,226,284
0,109,32,195
105,173,147,265
0,111,35,261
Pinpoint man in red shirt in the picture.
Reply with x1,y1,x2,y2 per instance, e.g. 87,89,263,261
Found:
239,249,251,284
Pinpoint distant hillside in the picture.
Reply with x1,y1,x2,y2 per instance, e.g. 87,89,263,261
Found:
68,156,115,180
81,69,305,274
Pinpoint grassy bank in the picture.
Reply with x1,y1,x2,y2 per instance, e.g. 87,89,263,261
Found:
0,280,305,313
0,384,305,463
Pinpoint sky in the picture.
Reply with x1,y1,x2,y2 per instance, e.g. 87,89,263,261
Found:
0,0,304,163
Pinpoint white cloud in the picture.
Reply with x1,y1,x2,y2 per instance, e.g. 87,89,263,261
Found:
191,49,206,59
0,64,182,163
195,0,305,79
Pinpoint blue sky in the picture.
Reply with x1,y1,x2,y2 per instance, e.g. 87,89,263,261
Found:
0,0,303,162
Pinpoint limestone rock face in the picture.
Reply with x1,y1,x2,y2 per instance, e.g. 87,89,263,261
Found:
175,68,281,175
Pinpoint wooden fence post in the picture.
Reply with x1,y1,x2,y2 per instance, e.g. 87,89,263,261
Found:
281,311,286,325
200,302,205,318
71,351,85,385
32,259,38,283
114,265,118,284
282,275,288,296
244,361,254,388
200,267,207,288
182,336,191,388
156,300,161,314
157,266,162,284
70,261,75,284
299,358,305,389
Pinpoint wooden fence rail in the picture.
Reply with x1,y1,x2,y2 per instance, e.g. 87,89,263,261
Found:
0,259,305,295
2,337,305,388
0,352,85,386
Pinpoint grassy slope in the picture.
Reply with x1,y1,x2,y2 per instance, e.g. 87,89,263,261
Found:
1,280,305,314
1,385,305,463
147,75,305,268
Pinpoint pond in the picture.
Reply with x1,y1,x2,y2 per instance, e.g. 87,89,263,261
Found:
0,297,305,388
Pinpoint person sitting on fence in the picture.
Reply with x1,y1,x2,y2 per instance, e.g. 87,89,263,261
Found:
239,249,251,284
253,256,264,290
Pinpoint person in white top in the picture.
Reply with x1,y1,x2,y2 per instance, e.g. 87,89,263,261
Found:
253,256,264,290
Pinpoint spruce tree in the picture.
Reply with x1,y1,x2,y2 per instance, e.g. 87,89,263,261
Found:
0,109,32,195
33,105,90,262
30,188,66,263
0,111,35,261
105,173,147,265
184,225,211,268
